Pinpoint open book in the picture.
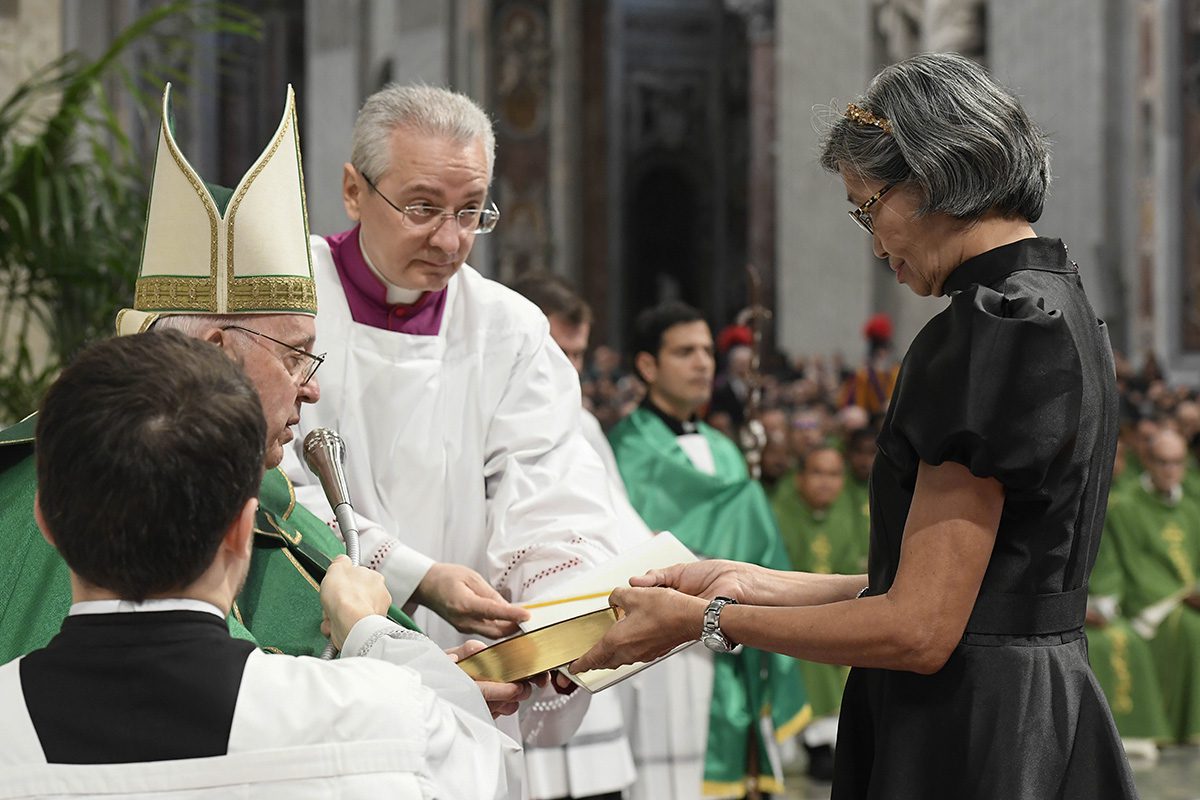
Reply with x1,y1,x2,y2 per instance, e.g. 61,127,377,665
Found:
457,532,699,692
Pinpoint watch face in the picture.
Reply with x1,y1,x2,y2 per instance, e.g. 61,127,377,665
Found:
701,631,731,654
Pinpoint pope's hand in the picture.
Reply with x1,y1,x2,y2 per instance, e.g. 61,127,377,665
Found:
630,559,761,603
569,586,706,673
446,639,537,718
414,562,530,638
320,555,393,649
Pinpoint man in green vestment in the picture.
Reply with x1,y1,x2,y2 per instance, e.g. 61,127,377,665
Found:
1084,488,1170,759
1104,429,1200,744
0,84,529,718
608,301,807,798
769,443,865,779
841,427,875,568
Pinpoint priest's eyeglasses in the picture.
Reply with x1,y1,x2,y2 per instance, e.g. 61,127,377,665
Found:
361,174,500,235
221,325,325,385
849,183,895,235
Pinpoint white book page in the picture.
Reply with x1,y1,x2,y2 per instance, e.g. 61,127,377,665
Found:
519,531,701,691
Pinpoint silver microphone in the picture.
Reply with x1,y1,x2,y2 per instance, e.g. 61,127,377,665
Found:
303,428,360,565
303,428,360,660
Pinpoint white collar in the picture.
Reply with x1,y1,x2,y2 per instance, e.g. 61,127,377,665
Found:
1140,472,1183,506
359,229,424,305
69,598,226,619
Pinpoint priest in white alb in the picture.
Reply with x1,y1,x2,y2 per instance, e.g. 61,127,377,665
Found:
281,84,633,798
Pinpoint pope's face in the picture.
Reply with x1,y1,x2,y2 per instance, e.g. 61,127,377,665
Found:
343,127,491,293
221,314,320,469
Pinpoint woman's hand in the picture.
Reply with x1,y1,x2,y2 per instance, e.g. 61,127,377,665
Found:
569,587,707,673
630,559,762,603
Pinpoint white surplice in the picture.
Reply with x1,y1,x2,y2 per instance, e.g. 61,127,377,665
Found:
281,239,633,793
0,613,520,799
578,409,715,800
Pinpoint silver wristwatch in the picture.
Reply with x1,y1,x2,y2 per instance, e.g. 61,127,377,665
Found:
700,596,742,654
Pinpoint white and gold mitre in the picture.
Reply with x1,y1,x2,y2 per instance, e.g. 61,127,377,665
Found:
116,83,316,336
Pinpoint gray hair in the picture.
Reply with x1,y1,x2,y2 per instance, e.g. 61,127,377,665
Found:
820,52,1050,222
151,313,245,337
351,84,496,182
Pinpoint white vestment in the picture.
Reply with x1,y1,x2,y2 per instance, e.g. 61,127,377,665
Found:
282,238,633,791
0,614,520,799
578,409,715,800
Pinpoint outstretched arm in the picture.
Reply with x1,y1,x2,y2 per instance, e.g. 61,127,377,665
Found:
631,559,867,608
573,460,1002,675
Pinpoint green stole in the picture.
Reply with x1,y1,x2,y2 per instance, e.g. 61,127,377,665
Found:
1084,495,1170,740
609,408,809,796
234,467,419,654
0,414,415,665
1104,484,1200,742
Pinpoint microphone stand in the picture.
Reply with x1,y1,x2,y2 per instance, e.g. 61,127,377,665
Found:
303,428,360,659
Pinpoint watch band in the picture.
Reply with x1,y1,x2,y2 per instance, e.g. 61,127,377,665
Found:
701,596,741,654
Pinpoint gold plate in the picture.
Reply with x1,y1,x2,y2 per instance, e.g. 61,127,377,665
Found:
457,607,620,683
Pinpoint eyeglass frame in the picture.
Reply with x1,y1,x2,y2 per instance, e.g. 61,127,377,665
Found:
360,172,500,235
220,325,325,386
849,183,896,235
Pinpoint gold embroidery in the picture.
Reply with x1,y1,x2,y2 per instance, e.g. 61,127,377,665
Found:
259,512,301,546
231,600,245,627
134,276,217,311
272,467,298,519
228,275,317,313
1108,626,1134,714
282,547,320,591
812,533,832,574
1162,522,1196,586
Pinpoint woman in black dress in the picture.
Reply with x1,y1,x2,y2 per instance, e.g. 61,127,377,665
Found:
573,53,1138,799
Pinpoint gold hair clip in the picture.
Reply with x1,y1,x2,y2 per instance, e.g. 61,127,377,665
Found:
846,103,893,135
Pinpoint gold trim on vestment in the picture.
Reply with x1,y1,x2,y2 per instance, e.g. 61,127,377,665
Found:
231,601,245,627
272,467,298,520
1108,626,1134,714
281,547,320,591
773,702,814,742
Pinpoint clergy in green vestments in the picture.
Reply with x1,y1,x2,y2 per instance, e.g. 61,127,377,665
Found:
769,444,866,779
1104,429,1200,744
0,84,427,667
1084,490,1170,754
609,301,808,799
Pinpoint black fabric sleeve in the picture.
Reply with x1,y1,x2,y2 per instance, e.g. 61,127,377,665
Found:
882,284,1082,499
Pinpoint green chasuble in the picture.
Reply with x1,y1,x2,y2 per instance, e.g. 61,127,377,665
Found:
840,474,871,575
1084,496,1170,741
609,408,809,797
1104,484,1200,743
0,415,415,665
769,477,866,720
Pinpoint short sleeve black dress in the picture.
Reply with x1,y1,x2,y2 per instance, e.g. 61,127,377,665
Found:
832,238,1138,800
